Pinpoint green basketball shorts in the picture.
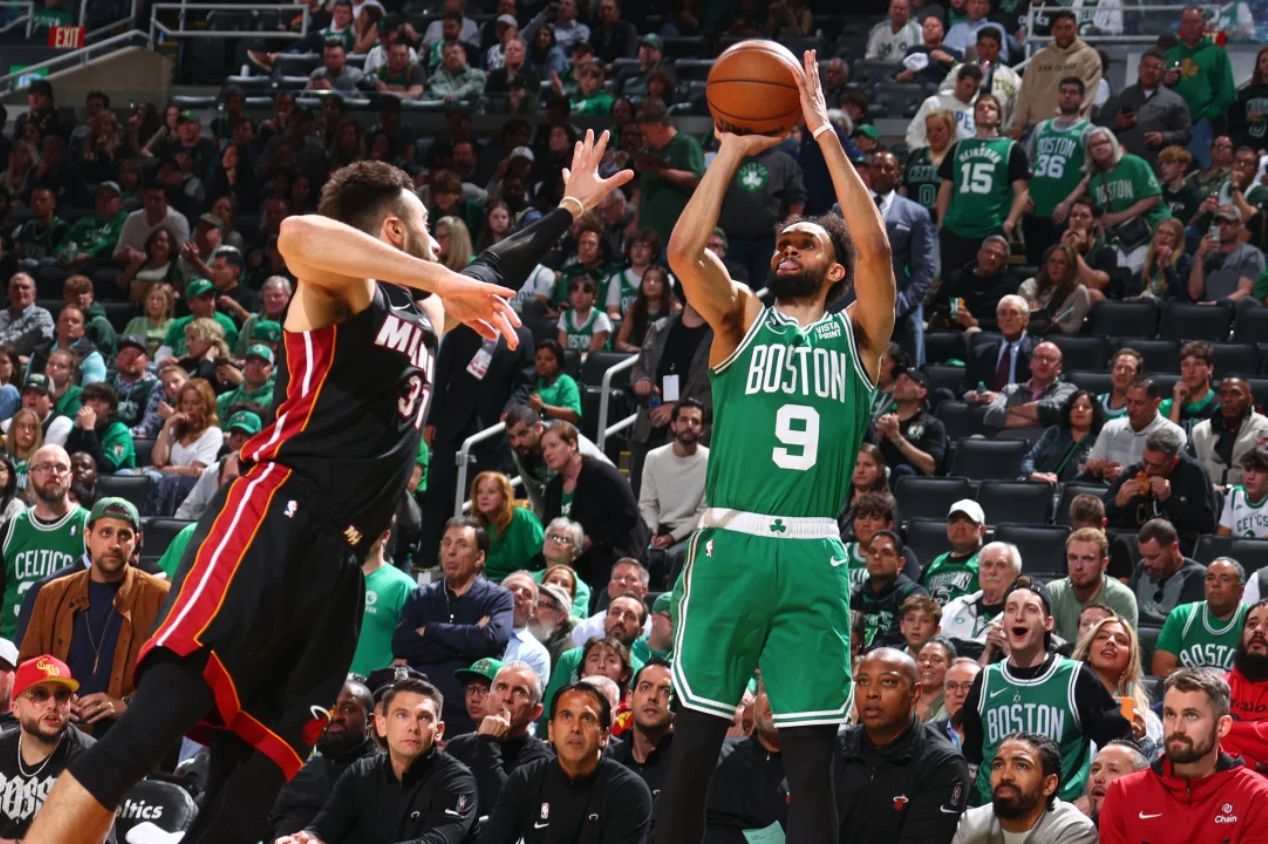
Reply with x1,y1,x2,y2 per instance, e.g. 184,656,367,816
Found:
669,508,853,728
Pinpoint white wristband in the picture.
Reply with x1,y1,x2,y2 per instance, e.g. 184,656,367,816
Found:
812,123,833,140
560,196,585,217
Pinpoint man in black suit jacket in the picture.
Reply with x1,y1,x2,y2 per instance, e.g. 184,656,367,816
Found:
871,151,937,365
964,294,1036,396
418,323,534,568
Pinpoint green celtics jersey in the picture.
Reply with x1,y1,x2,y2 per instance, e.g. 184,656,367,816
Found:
1027,118,1090,217
707,308,874,519
975,656,1089,804
903,146,940,213
842,541,870,591
0,506,89,639
1157,601,1247,670
1088,153,1170,230
558,308,612,351
351,562,417,677
942,137,1024,240
922,550,980,604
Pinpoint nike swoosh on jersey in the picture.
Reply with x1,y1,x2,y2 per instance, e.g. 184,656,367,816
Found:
829,558,849,567
1138,811,1163,820
939,805,959,815
534,821,550,829
989,687,1010,699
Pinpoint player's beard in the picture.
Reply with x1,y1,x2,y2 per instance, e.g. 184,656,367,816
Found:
403,227,433,262
767,264,824,301
991,781,1042,819
317,725,365,759
1166,725,1218,764
1234,635,1268,682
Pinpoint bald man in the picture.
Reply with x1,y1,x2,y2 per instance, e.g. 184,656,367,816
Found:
982,340,1077,430
834,648,970,841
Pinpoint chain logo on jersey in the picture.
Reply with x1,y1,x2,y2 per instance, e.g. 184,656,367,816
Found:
743,344,849,401
1215,802,1239,824
373,312,433,370
985,701,1066,744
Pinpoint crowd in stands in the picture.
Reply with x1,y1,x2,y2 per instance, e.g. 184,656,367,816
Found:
2,0,1268,840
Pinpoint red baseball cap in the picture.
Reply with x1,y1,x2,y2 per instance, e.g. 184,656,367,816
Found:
13,655,79,699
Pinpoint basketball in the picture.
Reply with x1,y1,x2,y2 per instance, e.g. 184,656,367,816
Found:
706,40,805,135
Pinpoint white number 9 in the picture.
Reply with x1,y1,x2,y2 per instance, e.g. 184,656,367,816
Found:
772,404,820,471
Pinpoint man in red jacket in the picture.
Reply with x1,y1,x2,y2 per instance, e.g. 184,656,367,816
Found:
1100,667,1268,843
1222,600,1268,771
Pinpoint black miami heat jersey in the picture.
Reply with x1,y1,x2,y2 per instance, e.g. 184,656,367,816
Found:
242,283,435,554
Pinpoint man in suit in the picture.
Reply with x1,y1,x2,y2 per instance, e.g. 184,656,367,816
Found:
965,294,1036,396
870,151,936,365
418,323,535,568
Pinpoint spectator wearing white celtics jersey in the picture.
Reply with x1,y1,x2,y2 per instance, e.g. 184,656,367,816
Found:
1197,382,1268,493
865,0,921,61
1153,558,1247,676
906,64,980,151
940,541,1021,662
1221,446,1268,545
556,274,612,354
960,576,1132,805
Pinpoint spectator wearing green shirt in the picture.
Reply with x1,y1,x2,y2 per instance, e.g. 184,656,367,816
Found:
57,182,126,272
556,277,612,354
235,278,291,358
530,339,582,425
64,382,136,474
215,344,275,421
569,64,614,116
63,275,115,358
372,41,427,101
426,41,487,104
350,523,417,677
1152,557,1247,675
634,99,705,244
1165,6,1236,168
157,278,239,361
471,471,546,583
13,186,68,267
1159,340,1219,437
1077,126,1169,267
1047,527,1139,643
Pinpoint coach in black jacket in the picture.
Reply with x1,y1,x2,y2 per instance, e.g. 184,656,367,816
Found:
834,648,970,843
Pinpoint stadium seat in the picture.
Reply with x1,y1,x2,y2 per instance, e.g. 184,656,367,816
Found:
1107,528,1141,580
133,438,156,468
1157,302,1233,342
1248,377,1268,410
660,36,708,59
140,518,194,571
922,363,966,398
1210,342,1261,379
1125,338,1181,375
893,475,972,524
934,401,989,441
562,350,581,379
96,475,153,512
1055,483,1109,525
872,82,926,119
580,350,633,388
977,481,1053,525
925,331,966,365
672,59,713,80
1137,626,1163,674
948,438,1027,481
850,60,903,88
1193,536,1268,572
113,778,198,839
1049,335,1110,373
1088,300,1158,339
903,518,950,568
992,524,1069,580
1066,370,1110,394
1233,305,1268,345
272,53,320,79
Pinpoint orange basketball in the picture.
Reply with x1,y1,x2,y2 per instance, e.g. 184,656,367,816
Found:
706,40,805,135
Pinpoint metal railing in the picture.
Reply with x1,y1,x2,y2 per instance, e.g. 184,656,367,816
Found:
597,354,639,453
0,28,147,91
82,0,139,42
1022,2,1258,49
149,1,310,49
0,1,32,35
452,422,509,517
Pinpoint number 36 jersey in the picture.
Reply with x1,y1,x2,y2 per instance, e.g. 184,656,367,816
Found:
242,282,434,555
706,307,874,520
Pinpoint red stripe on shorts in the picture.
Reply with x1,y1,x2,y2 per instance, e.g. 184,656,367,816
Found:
243,325,337,462
202,650,306,779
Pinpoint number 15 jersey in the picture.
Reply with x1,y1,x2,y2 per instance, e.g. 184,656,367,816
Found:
706,307,874,519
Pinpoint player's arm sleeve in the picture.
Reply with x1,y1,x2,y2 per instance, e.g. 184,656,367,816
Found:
477,766,530,844
960,672,985,764
1074,662,1131,746
897,745,970,843
399,762,478,844
464,207,574,293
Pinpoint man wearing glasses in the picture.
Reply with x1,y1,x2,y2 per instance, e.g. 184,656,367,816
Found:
0,655,92,840
0,446,87,640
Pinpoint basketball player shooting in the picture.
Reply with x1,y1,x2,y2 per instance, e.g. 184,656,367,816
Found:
655,52,895,843
25,130,632,844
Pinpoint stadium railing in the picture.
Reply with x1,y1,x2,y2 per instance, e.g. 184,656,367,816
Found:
148,1,312,50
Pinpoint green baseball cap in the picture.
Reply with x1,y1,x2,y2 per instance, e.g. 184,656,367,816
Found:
227,410,263,435
185,278,215,299
454,657,503,685
245,343,274,364
854,123,879,140
88,497,141,532
653,592,673,615
252,320,282,343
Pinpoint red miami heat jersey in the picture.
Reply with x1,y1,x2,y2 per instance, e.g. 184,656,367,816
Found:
242,282,435,554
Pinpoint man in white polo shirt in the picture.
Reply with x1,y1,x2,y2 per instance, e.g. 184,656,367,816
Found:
1082,377,1185,483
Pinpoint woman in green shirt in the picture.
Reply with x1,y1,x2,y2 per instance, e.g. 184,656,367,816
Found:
123,282,175,357
46,349,83,418
530,339,582,424
471,470,545,582
1078,126,1169,266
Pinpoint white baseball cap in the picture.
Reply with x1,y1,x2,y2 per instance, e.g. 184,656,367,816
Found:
948,499,985,525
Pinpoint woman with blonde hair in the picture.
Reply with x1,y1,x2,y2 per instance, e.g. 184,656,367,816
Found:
134,363,189,438
0,140,38,201
435,215,474,271
45,348,83,417
4,408,42,496
902,109,955,213
1131,217,1190,301
151,377,223,477
470,470,544,582
1072,614,1161,749
180,317,230,381
124,283,176,356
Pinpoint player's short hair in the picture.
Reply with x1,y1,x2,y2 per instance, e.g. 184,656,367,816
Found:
870,529,903,554
975,25,1002,46
318,160,415,235
853,491,896,522
1049,8,1078,25
504,403,541,428
670,396,706,424
1065,527,1109,559
631,657,673,691
1240,444,1268,472
1164,667,1231,719
80,382,119,411
1069,195,1099,217
1101,739,1149,771
1129,375,1163,400
1180,339,1213,366
999,732,1063,809
900,593,942,623
1058,76,1085,95
1145,427,1183,458
1156,145,1193,167
1138,518,1178,548
382,677,444,717
550,681,612,727
441,515,489,557
776,213,855,305
612,590,649,626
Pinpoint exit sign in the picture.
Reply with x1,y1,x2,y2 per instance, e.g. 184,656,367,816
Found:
48,25,84,48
